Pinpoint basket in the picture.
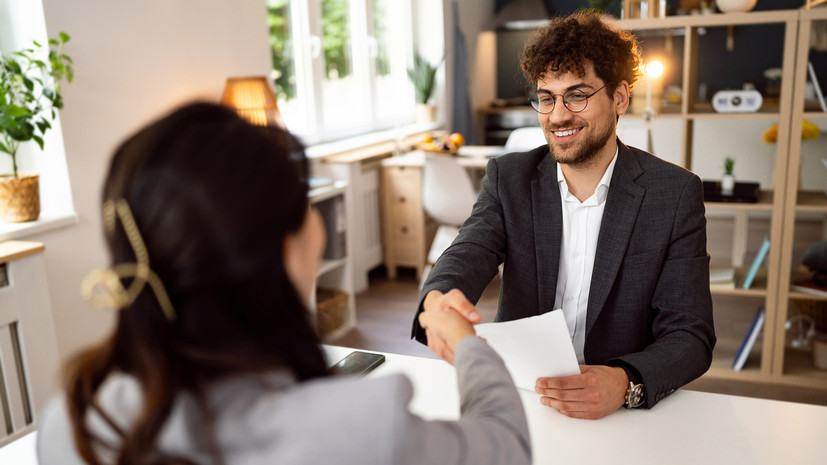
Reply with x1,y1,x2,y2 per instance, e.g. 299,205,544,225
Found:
316,288,348,338
791,299,827,333
0,174,40,223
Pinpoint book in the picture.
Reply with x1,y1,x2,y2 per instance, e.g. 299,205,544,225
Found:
791,278,827,298
710,267,735,290
732,306,765,371
808,61,827,113
742,236,770,290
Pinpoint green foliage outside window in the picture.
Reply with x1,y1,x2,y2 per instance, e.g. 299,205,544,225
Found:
267,0,295,101
321,0,351,80
267,0,392,101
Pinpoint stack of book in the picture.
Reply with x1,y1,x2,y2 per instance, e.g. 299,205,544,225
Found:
791,278,827,298
710,267,735,290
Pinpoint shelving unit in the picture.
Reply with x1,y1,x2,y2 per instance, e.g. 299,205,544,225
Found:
775,7,827,389
308,180,356,341
619,10,827,389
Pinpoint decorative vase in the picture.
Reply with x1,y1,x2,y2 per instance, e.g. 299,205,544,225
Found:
716,0,757,13
415,104,436,123
721,174,735,196
0,173,41,222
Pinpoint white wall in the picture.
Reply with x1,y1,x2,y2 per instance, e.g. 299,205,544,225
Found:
33,0,273,371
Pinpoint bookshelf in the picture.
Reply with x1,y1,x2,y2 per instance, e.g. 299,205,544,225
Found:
620,10,827,390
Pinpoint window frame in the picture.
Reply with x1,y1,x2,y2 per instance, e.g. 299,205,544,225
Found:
275,0,417,145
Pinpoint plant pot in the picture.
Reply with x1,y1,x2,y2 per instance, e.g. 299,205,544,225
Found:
0,173,41,222
721,174,735,196
415,104,436,123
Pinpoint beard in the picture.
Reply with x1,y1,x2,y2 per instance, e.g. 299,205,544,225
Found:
546,113,616,169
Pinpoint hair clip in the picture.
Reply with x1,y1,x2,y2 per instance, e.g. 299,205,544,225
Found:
81,199,176,322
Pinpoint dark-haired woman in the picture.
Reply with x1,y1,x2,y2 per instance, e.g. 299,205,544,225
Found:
36,102,530,465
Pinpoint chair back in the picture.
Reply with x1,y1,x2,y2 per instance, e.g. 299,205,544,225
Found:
504,126,547,152
422,153,476,227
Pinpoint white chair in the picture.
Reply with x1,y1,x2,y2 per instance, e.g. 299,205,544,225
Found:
420,153,477,287
504,126,547,152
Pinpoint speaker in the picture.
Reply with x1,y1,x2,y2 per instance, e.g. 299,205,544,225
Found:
711,90,763,113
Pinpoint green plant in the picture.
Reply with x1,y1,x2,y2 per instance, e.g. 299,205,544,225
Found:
407,53,442,105
723,156,735,175
0,32,73,178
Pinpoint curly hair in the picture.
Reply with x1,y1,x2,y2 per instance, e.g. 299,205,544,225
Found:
520,11,642,94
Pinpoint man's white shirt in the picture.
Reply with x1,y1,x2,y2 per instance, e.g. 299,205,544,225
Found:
553,150,618,365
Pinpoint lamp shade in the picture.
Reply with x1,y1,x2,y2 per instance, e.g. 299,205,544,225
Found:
221,76,283,127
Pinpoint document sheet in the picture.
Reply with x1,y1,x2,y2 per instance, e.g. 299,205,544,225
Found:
475,310,580,391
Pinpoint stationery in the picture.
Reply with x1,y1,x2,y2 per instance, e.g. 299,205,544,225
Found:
475,310,580,391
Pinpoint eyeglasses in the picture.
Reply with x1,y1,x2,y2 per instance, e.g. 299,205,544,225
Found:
528,85,607,114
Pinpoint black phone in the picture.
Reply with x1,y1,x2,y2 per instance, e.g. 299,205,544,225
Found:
331,351,385,376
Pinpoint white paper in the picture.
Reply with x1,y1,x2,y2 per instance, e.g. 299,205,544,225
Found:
475,310,580,391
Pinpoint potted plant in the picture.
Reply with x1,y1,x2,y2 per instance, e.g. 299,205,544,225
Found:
407,52,442,123
0,32,73,222
722,156,735,196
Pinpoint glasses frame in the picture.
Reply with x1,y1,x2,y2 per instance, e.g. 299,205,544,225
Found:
529,85,607,114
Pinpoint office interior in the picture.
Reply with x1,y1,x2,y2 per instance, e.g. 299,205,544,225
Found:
1,0,827,453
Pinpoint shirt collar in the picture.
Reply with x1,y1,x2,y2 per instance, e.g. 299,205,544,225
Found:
557,147,619,206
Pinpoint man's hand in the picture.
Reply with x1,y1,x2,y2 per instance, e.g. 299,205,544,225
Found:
418,307,476,363
421,289,482,365
534,365,629,420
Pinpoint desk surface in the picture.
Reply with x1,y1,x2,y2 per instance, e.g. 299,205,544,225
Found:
6,346,827,465
381,147,502,169
324,346,827,465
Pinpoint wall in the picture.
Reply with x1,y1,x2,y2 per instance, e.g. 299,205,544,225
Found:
444,0,496,134
33,0,273,377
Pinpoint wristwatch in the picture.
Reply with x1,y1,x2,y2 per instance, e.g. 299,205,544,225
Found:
625,381,645,409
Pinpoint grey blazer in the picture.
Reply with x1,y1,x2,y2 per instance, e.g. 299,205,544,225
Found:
412,140,716,409
37,337,530,465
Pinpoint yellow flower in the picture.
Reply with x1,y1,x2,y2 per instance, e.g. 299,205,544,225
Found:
763,124,778,143
802,119,820,140
762,119,820,143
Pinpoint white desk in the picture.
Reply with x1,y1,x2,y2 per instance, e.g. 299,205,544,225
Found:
324,346,827,465
7,346,827,465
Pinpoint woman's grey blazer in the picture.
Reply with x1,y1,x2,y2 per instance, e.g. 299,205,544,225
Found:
37,337,530,464
413,140,716,409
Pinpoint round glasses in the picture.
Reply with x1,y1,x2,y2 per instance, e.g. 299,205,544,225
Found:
528,85,607,114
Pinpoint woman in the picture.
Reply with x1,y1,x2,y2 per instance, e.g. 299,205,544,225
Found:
37,102,530,465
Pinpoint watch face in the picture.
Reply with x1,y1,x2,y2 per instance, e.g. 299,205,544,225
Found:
629,384,644,408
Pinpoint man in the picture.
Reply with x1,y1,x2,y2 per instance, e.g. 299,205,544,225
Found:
411,12,715,420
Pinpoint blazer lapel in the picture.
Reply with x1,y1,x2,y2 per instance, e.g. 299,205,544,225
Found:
531,153,561,315
586,141,645,335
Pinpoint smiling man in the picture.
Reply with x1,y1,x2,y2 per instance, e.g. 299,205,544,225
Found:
411,12,715,419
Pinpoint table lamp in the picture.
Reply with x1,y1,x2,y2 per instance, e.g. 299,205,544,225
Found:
221,76,283,127
643,59,664,152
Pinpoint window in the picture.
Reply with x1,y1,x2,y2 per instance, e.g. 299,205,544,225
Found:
267,0,414,144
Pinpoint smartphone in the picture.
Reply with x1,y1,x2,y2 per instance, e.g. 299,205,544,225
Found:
331,351,385,376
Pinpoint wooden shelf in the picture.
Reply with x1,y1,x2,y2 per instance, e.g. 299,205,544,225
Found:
710,266,769,297
705,190,774,211
617,9,798,30
686,101,782,119
619,10,827,392
705,337,765,383
796,190,827,213
781,349,827,389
